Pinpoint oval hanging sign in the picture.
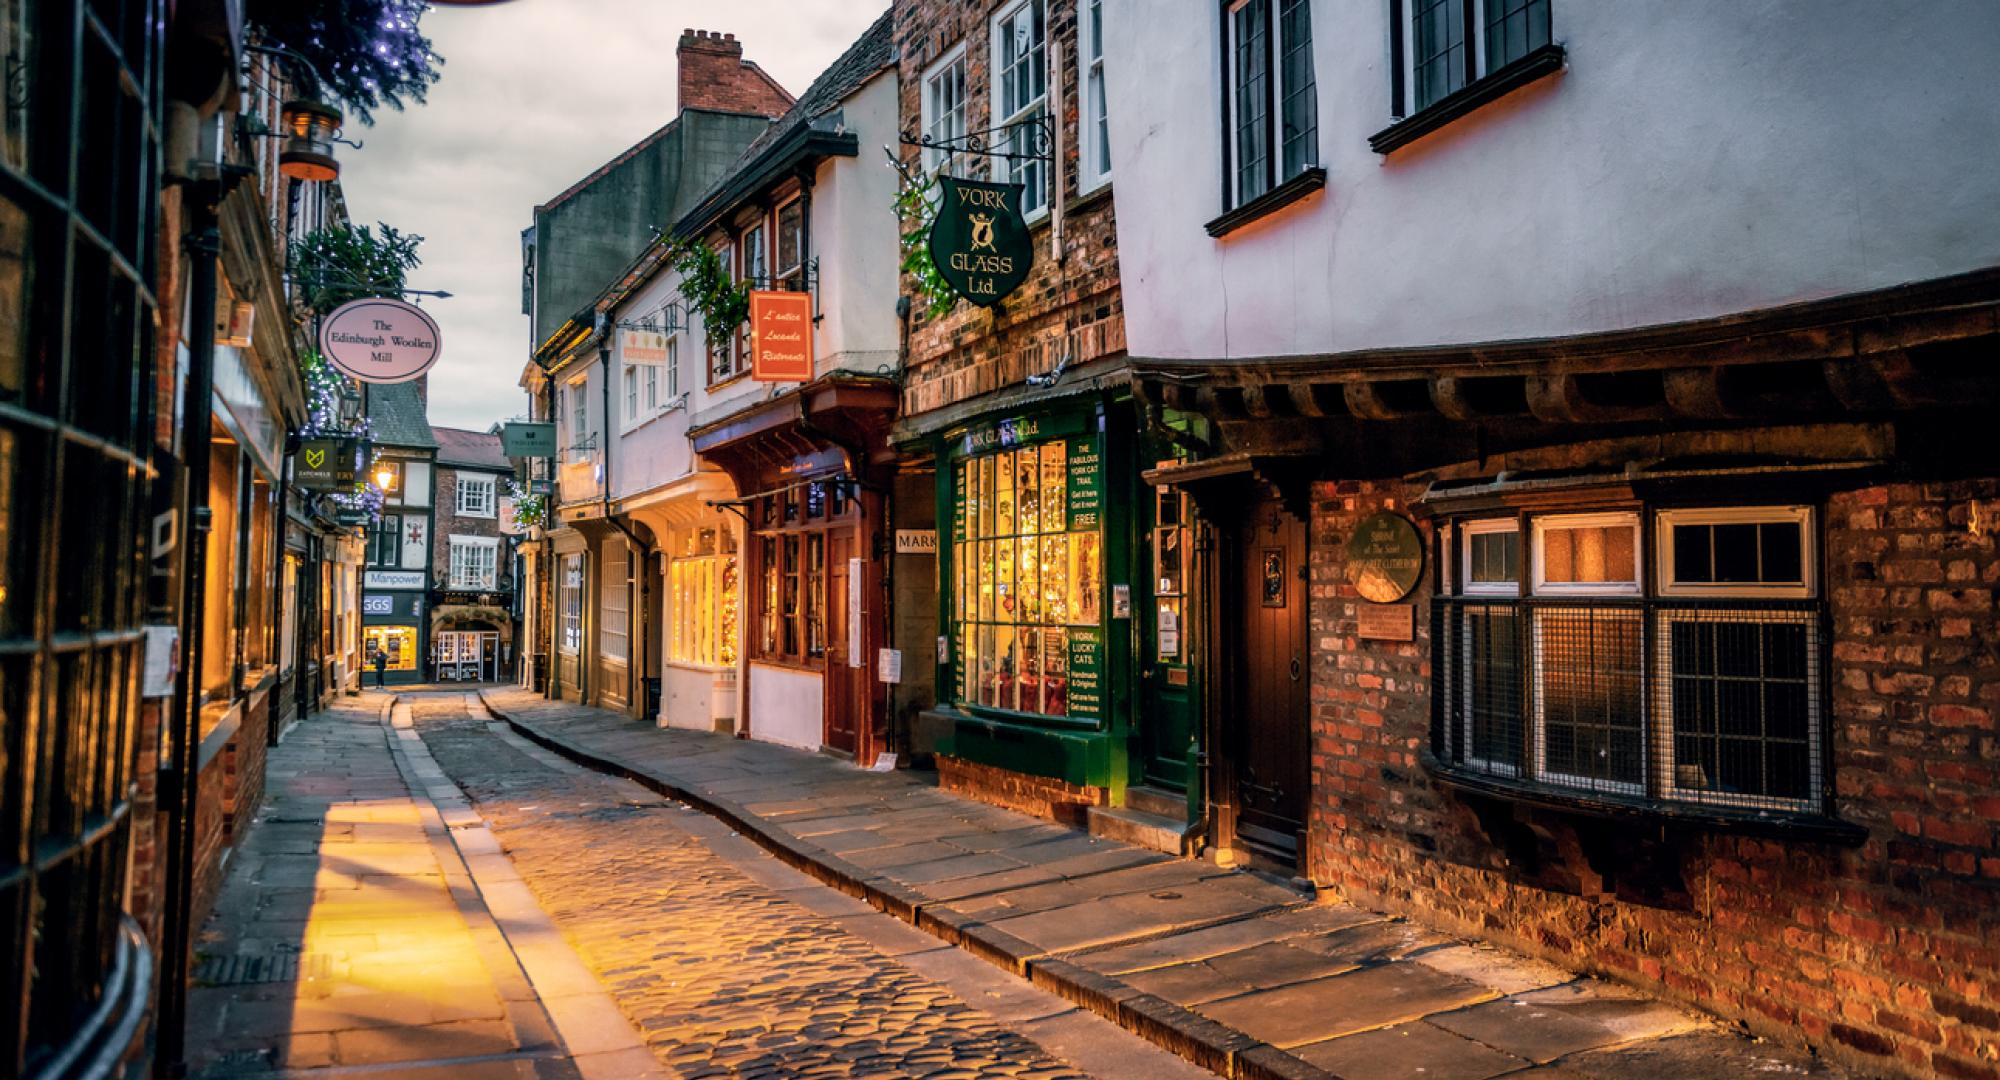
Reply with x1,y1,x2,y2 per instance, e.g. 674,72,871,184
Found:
319,297,442,384
928,176,1034,307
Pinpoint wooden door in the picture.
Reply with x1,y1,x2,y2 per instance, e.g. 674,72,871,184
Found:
1230,498,1310,864
824,531,859,754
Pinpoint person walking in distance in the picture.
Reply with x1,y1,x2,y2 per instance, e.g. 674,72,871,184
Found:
370,644,389,689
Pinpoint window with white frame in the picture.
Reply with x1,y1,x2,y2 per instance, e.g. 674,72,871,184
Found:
1078,0,1111,193
600,540,629,662
1224,0,1317,208
643,361,659,413
708,243,741,384
623,364,640,424
741,220,769,289
1434,504,1823,816
567,376,589,460
991,0,1048,217
666,335,680,399
921,44,968,176
455,474,496,517
448,535,499,590
1395,0,1552,116
559,554,583,653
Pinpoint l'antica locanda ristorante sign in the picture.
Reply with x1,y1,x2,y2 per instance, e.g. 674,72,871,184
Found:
319,298,443,384
928,177,1033,306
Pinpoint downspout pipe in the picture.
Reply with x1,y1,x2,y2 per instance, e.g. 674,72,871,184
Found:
158,182,223,1080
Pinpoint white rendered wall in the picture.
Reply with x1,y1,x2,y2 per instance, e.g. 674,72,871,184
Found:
610,263,701,503
1100,0,2000,361
748,663,823,750
811,69,902,378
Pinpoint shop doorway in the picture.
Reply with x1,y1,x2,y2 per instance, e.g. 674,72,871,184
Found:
1227,496,1310,866
436,629,500,682
824,532,859,755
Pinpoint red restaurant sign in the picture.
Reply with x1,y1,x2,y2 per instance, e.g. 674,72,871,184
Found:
750,290,813,382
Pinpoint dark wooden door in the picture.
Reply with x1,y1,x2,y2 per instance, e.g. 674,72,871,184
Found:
824,531,859,754
1231,498,1310,864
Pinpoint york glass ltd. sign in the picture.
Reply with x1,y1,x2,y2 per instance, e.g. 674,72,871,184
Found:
319,298,443,384
928,177,1033,306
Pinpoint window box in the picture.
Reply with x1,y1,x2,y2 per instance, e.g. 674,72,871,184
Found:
1370,42,1565,155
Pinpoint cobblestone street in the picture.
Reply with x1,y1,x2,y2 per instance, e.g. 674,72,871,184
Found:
188,692,1208,1080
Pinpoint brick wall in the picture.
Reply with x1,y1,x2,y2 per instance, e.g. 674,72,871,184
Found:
677,29,793,118
1306,478,2000,1079
892,0,1125,419
128,698,166,952
431,467,509,577
225,690,270,847
938,754,1107,825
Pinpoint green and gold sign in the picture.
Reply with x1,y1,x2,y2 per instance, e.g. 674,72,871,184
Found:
1066,627,1104,719
296,437,361,491
929,176,1033,307
1346,511,1425,603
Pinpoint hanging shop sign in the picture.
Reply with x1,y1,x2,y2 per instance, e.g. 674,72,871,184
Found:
750,290,814,382
295,436,362,490
1346,511,1425,603
499,421,557,458
621,328,671,363
319,297,443,384
928,176,1033,306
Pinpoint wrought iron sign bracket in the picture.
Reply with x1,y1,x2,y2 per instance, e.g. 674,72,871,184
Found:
900,114,1053,166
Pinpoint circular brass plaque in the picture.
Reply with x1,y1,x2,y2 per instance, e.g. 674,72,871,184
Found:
1345,511,1425,603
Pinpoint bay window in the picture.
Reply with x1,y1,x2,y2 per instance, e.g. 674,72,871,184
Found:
991,0,1048,217
1434,504,1825,816
753,483,850,667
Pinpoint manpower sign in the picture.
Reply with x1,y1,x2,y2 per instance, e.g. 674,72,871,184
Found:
320,298,443,384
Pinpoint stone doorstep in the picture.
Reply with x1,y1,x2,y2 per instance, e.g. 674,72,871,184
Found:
1085,802,1200,855
481,689,1336,1080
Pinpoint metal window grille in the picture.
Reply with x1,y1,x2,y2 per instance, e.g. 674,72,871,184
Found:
1435,597,1826,814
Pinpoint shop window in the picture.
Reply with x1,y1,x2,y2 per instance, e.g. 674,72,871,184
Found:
669,527,738,668
363,626,418,672
952,437,1105,719
601,541,629,662
559,554,583,654
1434,504,1825,816
752,485,852,667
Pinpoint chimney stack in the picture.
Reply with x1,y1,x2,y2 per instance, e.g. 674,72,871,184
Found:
676,29,794,119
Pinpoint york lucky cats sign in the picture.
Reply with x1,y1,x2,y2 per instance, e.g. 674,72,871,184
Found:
928,177,1033,306
319,298,442,384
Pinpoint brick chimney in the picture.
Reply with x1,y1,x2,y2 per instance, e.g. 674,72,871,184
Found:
676,29,794,119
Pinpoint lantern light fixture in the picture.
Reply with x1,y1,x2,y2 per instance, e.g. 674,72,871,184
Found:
279,98,344,182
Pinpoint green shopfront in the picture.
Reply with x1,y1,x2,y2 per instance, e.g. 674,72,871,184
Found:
928,397,1201,824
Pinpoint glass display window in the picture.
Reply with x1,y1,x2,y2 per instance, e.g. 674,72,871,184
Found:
950,432,1105,721
364,626,419,671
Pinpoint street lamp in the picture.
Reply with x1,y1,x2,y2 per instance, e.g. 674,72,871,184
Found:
337,385,363,428
374,463,397,491
279,98,344,181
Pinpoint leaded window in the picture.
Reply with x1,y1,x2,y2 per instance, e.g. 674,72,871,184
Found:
1434,505,1825,814
1225,0,1317,207
1078,0,1111,192
1396,0,1553,115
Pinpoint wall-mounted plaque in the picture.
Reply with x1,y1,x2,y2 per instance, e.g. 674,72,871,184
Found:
1357,603,1415,641
1347,511,1424,603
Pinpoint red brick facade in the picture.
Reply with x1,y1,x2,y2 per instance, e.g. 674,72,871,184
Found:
893,0,1125,415
677,30,794,118
1305,474,2000,1078
938,755,1108,825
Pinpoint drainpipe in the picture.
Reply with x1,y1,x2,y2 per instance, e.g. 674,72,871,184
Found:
158,178,224,1080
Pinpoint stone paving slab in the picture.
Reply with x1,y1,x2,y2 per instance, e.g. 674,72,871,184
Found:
480,687,1854,1080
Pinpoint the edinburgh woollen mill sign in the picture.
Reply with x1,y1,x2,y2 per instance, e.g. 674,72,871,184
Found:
929,177,1033,306
750,291,814,382
319,298,443,384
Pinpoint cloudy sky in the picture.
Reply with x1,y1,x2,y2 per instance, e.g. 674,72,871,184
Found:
340,0,890,431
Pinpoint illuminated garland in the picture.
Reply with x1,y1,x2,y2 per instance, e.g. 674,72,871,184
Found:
299,348,385,521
